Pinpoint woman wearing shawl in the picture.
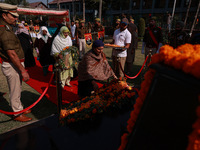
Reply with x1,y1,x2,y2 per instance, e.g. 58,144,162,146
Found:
15,23,36,67
34,26,54,76
51,26,73,88
78,40,117,98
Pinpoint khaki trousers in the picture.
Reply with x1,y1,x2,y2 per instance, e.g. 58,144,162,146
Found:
79,38,86,59
1,62,24,113
112,56,126,78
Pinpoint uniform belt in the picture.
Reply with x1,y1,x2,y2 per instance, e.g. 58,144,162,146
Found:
4,59,25,63
79,37,85,39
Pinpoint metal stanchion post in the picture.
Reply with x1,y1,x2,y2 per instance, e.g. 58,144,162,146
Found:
141,49,153,81
148,49,152,64
55,63,62,117
145,49,153,70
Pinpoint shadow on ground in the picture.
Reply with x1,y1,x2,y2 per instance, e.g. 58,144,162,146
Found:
0,91,57,134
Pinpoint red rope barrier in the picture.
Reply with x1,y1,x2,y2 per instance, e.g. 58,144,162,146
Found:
119,55,149,79
0,73,54,115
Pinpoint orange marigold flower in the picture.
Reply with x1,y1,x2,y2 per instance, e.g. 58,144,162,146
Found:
118,133,129,150
176,44,194,55
127,93,132,98
150,53,164,65
191,60,200,79
193,45,200,53
173,54,188,70
85,114,90,118
71,118,75,122
159,45,173,55
130,92,135,97
92,108,97,114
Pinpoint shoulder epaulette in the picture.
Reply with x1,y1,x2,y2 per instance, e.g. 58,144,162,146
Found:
0,25,11,31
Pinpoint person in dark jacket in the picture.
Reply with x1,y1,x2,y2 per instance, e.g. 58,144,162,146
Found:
15,23,36,67
169,21,190,48
34,26,54,76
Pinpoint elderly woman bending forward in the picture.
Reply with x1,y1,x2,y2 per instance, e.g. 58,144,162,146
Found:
78,40,117,98
51,26,73,88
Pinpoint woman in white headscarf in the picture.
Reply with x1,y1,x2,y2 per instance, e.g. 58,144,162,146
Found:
34,26,54,76
15,23,36,67
51,26,73,88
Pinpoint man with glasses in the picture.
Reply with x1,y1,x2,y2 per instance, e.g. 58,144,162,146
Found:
0,3,32,122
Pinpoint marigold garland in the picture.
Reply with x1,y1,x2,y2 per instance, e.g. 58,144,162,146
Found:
60,78,136,124
187,96,200,150
118,44,200,150
55,46,79,70
118,69,156,150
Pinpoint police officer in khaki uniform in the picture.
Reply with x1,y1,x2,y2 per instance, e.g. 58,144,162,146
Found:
76,20,87,59
92,18,104,41
0,3,32,122
142,17,163,65
93,18,104,32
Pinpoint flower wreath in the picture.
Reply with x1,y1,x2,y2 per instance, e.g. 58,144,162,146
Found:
60,78,136,124
119,44,200,150
55,46,79,70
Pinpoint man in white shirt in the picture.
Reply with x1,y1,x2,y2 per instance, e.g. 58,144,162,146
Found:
111,21,131,78
71,20,76,45
167,13,172,32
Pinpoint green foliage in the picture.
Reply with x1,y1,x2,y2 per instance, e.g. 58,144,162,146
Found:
4,0,18,5
138,18,145,37
85,0,112,14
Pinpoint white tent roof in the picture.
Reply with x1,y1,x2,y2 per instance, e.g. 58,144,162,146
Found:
17,7,69,16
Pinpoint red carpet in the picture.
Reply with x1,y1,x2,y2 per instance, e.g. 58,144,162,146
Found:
25,58,102,104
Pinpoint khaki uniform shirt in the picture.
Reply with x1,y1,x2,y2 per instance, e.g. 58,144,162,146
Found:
93,24,104,32
76,27,87,39
0,18,24,61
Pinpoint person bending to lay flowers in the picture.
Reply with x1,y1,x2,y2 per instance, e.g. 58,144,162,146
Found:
78,40,117,98
51,26,73,88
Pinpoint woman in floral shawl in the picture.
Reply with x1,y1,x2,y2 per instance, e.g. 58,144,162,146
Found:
51,26,73,88
78,40,117,98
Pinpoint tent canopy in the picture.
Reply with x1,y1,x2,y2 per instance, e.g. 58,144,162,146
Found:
17,7,69,16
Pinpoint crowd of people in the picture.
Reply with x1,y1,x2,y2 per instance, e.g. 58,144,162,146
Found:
0,2,199,122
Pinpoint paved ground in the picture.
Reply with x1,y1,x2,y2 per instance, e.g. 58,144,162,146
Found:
0,61,57,135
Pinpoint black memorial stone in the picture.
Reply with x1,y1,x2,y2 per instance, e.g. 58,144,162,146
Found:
125,64,200,150
0,109,132,150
